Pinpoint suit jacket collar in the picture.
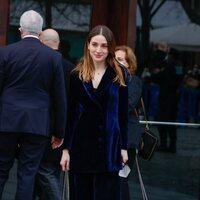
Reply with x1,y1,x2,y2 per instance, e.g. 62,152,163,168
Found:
21,37,41,43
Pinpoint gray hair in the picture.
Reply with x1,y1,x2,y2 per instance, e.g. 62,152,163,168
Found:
20,10,43,34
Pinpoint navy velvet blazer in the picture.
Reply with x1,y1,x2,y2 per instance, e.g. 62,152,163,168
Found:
66,66,128,173
0,37,66,138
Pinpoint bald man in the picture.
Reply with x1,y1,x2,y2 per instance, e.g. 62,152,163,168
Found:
34,29,74,200
40,29,60,50
40,29,74,93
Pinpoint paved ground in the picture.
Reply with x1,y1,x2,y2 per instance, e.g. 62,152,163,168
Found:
130,126,200,200
2,126,200,200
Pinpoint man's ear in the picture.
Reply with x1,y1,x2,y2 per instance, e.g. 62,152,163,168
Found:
18,27,22,34
18,27,24,38
38,31,42,37
39,32,44,43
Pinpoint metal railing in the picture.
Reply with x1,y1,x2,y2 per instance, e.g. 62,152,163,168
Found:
140,120,200,127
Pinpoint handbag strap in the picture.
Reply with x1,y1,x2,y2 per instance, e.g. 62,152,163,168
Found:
134,98,149,130
135,151,148,200
140,98,149,130
62,171,70,200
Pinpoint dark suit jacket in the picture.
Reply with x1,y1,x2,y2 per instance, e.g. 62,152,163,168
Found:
0,37,66,138
43,57,74,162
66,66,128,173
127,75,143,149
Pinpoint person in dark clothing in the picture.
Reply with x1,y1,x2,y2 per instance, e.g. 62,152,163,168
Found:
0,11,66,200
34,28,74,200
150,46,179,153
115,45,143,200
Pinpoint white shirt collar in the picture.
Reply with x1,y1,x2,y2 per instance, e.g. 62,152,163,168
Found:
23,35,39,39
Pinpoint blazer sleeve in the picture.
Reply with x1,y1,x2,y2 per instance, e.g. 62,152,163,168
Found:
119,82,128,150
65,72,78,150
128,75,142,111
0,49,4,93
53,53,67,138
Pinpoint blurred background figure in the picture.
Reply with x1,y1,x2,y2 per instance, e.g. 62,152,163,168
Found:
182,64,200,123
115,45,143,200
149,43,179,153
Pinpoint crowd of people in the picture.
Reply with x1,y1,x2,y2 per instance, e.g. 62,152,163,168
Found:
0,9,199,200
142,43,200,123
142,43,200,153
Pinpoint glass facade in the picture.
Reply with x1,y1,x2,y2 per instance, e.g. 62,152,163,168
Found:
8,0,92,62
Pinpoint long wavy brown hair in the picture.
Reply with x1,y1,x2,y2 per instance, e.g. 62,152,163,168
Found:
115,45,137,75
74,25,126,86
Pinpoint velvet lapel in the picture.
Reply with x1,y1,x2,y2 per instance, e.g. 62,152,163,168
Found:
94,66,115,97
82,66,115,107
82,81,101,108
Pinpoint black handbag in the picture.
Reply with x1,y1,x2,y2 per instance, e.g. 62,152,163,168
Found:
137,98,159,161
138,128,158,161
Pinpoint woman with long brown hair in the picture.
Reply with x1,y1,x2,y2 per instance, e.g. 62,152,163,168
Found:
60,25,128,200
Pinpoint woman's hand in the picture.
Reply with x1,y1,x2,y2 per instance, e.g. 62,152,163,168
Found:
60,149,70,171
121,149,128,165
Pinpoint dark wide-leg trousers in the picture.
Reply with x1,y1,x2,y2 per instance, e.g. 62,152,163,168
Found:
120,148,136,200
69,171,121,200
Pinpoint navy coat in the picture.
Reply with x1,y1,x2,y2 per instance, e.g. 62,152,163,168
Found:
0,37,66,138
66,66,128,173
127,75,143,149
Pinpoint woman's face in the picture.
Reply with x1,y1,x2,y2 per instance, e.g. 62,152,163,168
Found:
88,34,109,64
115,50,129,68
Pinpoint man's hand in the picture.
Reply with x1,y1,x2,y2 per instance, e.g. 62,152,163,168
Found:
60,149,70,171
51,136,63,149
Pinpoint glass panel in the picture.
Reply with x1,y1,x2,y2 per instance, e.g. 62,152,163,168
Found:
8,0,92,62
